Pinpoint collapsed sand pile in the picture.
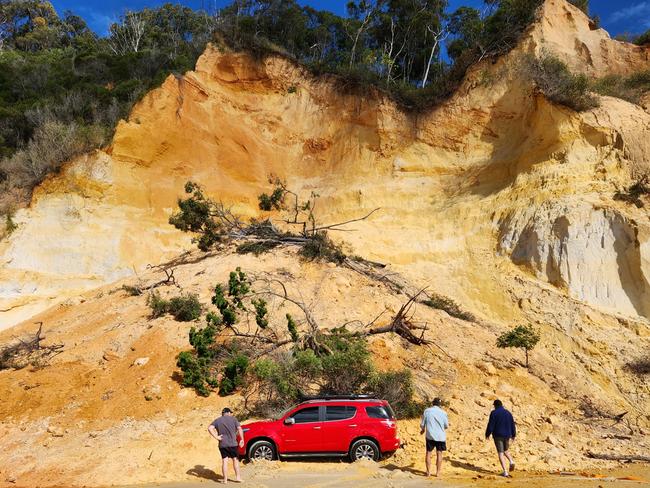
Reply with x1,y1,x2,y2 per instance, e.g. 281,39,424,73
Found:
0,0,649,485
0,249,647,487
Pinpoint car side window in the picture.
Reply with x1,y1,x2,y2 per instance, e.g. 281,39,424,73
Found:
291,406,320,424
366,406,391,419
325,406,356,421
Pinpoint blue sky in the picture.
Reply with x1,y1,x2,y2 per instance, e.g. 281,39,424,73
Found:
51,0,650,38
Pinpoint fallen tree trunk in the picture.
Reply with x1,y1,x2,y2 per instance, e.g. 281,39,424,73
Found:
586,452,650,462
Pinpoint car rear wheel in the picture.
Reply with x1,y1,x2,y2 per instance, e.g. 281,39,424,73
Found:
248,440,276,461
349,439,380,462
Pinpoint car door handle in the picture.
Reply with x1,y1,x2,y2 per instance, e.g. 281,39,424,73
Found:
348,424,357,427
313,426,321,430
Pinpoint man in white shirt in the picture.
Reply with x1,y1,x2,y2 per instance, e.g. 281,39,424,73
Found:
420,397,449,477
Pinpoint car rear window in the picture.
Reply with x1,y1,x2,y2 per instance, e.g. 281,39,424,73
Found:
325,406,356,421
291,406,320,423
365,406,393,419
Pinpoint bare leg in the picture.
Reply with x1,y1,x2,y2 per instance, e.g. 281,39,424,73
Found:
504,450,515,470
221,457,229,484
498,452,508,475
435,451,443,477
425,450,432,476
232,457,242,482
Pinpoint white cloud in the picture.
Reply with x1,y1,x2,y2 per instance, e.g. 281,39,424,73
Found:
610,1,650,27
89,12,116,36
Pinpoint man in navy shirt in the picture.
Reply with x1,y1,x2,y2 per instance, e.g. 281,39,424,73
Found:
485,399,516,477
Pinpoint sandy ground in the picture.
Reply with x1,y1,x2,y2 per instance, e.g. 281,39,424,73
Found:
112,460,650,488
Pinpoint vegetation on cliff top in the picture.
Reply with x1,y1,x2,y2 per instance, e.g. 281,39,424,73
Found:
4,0,645,221
0,0,550,215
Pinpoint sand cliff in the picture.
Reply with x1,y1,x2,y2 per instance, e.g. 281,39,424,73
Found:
0,1,649,486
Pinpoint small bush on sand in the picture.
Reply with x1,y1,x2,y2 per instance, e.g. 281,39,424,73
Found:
422,294,475,322
122,284,143,296
299,232,346,264
4,210,17,236
236,240,280,255
148,291,202,321
496,324,540,368
366,369,428,418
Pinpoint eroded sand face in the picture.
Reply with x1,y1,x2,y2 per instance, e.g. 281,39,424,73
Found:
2,1,650,329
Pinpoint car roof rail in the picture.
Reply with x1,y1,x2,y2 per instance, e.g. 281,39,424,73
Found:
299,394,379,402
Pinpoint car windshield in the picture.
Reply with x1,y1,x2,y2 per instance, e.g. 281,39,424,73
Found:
272,406,294,420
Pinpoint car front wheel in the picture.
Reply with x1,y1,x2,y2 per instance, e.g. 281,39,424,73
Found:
349,439,380,462
248,440,276,461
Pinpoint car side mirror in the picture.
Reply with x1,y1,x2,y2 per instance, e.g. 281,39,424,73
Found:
284,417,295,425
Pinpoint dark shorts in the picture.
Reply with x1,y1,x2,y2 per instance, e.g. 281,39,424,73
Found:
426,439,447,452
494,437,510,453
219,446,238,459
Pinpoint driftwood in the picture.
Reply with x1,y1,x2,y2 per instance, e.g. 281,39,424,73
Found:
0,322,64,370
366,289,432,346
586,452,650,462
145,264,179,289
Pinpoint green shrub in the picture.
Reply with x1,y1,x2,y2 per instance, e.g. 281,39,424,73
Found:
168,294,202,322
122,284,143,296
236,240,280,255
528,55,599,111
4,211,17,236
496,324,540,367
242,334,425,419
177,322,222,396
219,353,249,395
252,299,269,329
423,294,475,322
168,182,226,252
299,232,346,264
366,369,428,418
257,185,285,211
592,71,650,105
147,291,202,321
286,313,299,342
147,290,169,318
319,333,373,394
636,30,650,46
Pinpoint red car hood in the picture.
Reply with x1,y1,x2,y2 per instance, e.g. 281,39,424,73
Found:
242,419,276,430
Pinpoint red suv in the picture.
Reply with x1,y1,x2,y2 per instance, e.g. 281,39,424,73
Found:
238,396,400,462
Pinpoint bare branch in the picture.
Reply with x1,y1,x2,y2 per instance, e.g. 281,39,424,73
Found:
312,208,381,232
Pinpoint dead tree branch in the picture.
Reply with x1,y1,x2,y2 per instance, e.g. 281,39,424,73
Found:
586,452,650,462
0,323,64,370
366,289,433,346
312,208,381,232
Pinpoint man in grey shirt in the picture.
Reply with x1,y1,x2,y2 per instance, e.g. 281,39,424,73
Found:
420,398,449,477
208,407,244,484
